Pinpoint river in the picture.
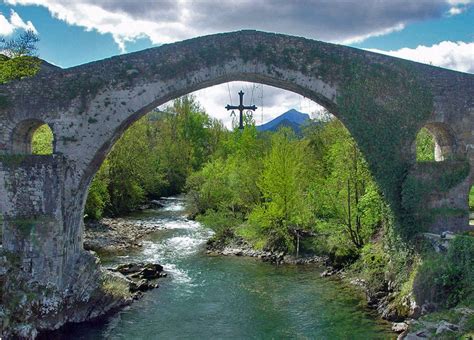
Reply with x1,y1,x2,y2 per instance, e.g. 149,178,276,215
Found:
51,197,395,339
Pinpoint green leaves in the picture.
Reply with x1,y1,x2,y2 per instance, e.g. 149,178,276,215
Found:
85,95,224,218
253,128,313,251
0,55,40,84
0,29,40,84
31,124,53,155
306,119,384,251
416,128,436,162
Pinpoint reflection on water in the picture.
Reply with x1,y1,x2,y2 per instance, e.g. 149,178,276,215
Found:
52,197,394,339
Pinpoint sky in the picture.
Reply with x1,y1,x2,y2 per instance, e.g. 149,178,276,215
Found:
0,0,472,127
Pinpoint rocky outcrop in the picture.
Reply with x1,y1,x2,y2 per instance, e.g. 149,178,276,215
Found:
397,307,473,339
1,250,132,339
109,262,167,297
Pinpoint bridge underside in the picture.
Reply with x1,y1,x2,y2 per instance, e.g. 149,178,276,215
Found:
0,30,473,336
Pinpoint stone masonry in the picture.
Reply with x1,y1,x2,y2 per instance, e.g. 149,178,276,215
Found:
0,30,472,335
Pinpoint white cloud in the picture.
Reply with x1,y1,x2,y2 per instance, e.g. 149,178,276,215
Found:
448,7,463,15
368,41,474,73
5,0,459,52
343,23,405,45
0,9,36,35
447,0,472,15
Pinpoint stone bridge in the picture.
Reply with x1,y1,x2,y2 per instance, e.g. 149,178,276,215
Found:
0,30,473,333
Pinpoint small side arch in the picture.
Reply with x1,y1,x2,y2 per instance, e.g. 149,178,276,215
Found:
414,122,457,162
10,119,54,155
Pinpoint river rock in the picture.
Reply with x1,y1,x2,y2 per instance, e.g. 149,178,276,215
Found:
403,330,429,339
150,200,165,208
84,218,162,252
141,263,164,279
392,322,409,333
135,279,159,292
320,269,335,277
435,320,458,335
112,262,165,279
115,262,145,275
109,262,165,297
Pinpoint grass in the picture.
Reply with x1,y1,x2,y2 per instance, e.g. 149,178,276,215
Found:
101,272,130,299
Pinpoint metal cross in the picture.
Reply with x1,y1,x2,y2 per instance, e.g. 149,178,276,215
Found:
225,90,257,130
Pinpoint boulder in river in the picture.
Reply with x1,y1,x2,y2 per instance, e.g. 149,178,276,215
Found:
109,262,166,295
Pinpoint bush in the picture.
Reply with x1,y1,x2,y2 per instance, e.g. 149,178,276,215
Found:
197,210,244,249
85,167,110,220
413,236,474,308
350,242,389,293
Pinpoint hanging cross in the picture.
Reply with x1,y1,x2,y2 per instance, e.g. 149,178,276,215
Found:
225,90,257,130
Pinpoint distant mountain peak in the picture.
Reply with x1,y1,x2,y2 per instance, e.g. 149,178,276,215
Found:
256,109,310,132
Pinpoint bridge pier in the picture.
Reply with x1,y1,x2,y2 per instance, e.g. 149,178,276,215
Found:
402,160,472,235
1,155,70,285
0,155,128,337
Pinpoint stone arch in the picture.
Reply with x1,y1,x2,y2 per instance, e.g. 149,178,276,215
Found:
413,122,457,162
0,30,472,334
10,118,55,154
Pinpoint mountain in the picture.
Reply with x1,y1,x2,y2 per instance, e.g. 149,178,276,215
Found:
256,109,310,133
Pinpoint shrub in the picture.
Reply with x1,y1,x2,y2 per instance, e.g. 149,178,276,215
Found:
413,236,474,308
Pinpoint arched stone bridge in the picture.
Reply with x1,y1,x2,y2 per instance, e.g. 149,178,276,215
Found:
0,30,473,331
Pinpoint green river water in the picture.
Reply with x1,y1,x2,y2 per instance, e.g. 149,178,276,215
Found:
50,197,395,339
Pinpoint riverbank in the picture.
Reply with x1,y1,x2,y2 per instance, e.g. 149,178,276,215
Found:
206,235,327,265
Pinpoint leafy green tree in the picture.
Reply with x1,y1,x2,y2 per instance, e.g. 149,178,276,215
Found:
248,128,312,252
469,186,474,211
85,161,110,220
1,29,39,57
105,117,165,215
85,95,225,218
306,120,383,254
186,125,262,217
0,29,40,84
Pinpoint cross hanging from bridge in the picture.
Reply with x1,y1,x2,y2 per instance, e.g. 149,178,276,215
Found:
225,90,257,130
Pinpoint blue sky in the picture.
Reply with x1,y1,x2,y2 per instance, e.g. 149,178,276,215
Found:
0,0,472,125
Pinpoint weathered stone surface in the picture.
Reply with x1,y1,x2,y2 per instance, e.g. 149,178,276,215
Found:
435,320,459,335
0,30,473,335
392,322,409,333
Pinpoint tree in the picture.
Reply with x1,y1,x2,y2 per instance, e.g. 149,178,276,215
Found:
1,29,39,57
309,120,382,251
31,124,53,155
0,29,40,83
85,161,111,220
249,127,312,252
84,95,225,218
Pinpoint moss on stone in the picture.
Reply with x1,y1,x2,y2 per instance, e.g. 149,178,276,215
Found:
0,154,28,168
401,161,470,235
